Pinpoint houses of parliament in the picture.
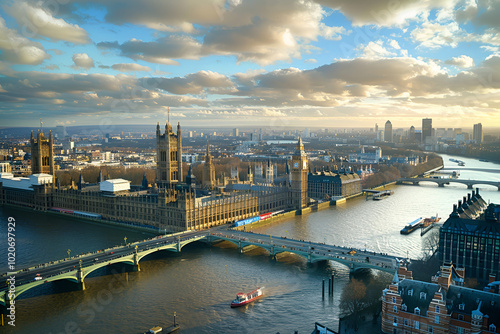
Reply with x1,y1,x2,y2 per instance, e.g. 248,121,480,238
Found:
0,121,310,232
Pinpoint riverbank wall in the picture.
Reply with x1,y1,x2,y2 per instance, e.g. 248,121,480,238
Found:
234,180,404,230
0,203,161,235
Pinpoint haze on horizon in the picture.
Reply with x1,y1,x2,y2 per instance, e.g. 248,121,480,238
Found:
0,0,499,129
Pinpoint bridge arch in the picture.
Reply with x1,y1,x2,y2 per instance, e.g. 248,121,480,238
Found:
209,236,272,254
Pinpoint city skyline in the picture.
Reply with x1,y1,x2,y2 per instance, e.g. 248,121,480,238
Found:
0,1,500,128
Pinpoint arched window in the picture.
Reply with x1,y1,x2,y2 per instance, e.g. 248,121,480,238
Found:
415,307,420,315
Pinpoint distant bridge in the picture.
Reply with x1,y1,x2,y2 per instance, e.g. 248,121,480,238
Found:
396,177,500,190
441,167,500,174
1,229,402,307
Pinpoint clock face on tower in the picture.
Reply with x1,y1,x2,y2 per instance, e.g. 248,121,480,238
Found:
294,162,299,168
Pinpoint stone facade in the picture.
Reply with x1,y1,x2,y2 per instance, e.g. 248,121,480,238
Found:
0,121,310,233
156,121,182,186
30,130,54,177
307,170,362,199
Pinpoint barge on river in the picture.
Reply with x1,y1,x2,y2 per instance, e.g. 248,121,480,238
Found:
400,217,424,235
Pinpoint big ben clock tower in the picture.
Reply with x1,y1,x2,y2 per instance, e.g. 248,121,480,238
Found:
290,137,308,209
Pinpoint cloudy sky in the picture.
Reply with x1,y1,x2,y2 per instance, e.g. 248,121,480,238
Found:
0,0,499,130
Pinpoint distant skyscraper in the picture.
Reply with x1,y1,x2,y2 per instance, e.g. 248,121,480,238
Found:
384,120,392,142
473,123,483,143
233,128,239,137
409,126,415,143
422,118,432,144
202,141,215,188
375,123,378,133
55,125,67,139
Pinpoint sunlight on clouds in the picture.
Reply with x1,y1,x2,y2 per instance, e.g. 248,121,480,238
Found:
6,2,90,44
72,53,94,69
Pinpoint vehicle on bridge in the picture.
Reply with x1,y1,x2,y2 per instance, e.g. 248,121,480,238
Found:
34,274,42,281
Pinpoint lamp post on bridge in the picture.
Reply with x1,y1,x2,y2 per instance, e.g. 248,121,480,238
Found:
67,249,71,259
124,236,127,246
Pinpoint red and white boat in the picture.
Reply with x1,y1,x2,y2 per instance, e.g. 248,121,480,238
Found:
230,287,263,308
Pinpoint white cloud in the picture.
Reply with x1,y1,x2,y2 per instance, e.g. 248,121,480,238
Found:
319,24,350,40
5,2,90,44
0,17,50,65
72,53,94,69
96,0,330,66
361,41,397,58
388,39,401,49
455,0,500,33
444,55,474,68
111,63,152,72
315,0,459,27
411,21,466,48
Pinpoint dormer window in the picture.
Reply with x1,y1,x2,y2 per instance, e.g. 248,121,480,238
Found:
458,303,465,310
415,307,420,315
420,292,426,299
401,304,407,311
489,324,496,333
408,289,413,296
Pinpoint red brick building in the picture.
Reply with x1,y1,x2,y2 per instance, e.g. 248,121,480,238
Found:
382,264,500,334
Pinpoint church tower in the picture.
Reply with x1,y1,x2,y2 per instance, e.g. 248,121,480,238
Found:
266,160,274,184
290,137,308,209
156,121,182,187
202,141,215,188
30,130,54,177
246,165,253,184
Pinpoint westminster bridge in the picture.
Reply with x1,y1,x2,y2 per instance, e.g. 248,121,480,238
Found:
0,228,402,307
396,177,500,190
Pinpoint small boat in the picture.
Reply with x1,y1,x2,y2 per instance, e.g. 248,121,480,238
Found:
458,162,465,166
400,217,423,235
231,287,263,308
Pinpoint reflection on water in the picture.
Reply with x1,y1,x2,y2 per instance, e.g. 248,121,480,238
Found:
1,155,500,333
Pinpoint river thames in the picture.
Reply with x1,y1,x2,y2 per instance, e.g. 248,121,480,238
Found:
1,154,500,333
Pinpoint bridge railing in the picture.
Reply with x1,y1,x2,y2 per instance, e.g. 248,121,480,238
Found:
209,231,399,264
0,230,204,279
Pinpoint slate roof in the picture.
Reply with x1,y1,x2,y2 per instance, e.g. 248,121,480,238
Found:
398,279,441,315
447,285,500,325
